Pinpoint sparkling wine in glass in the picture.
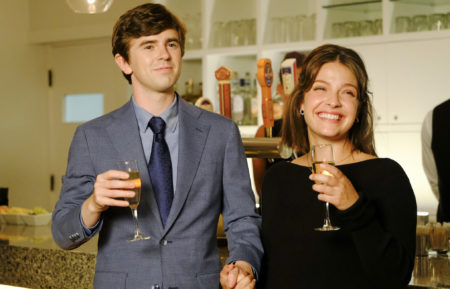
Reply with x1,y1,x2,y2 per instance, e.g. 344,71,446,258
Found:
117,160,151,242
311,144,340,231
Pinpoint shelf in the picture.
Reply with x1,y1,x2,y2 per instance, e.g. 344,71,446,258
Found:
324,0,382,39
390,0,450,34
206,46,258,56
183,49,204,60
390,0,450,6
323,0,381,10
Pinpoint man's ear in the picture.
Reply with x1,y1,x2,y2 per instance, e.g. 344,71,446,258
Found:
114,54,132,75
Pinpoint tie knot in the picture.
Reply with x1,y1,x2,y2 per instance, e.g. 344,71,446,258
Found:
148,117,166,135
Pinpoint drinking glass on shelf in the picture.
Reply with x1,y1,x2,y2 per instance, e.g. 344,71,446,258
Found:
359,20,374,36
412,14,429,32
271,17,284,43
331,22,345,38
373,18,382,35
230,20,241,46
311,144,340,231
429,13,447,31
348,21,361,37
295,14,306,41
303,13,316,40
395,16,412,33
285,16,295,42
117,160,151,242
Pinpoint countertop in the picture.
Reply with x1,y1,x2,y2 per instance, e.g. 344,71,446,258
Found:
1,223,449,289
0,223,97,289
0,223,228,289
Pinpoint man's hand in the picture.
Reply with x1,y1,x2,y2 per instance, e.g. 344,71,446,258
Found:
81,170,136,227
220,261,255,289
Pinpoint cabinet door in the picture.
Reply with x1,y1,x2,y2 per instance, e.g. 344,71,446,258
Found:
385,38,450,124
352,44,389,124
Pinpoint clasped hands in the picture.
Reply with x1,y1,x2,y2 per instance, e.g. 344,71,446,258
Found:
220,260,255,289
309,163,359,211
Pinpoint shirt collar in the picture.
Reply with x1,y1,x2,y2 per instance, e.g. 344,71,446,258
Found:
132,93,179,134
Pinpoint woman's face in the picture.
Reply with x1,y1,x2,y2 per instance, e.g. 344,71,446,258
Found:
301,61,359,145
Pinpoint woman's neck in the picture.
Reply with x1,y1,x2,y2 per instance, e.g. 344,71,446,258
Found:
303,139,357,166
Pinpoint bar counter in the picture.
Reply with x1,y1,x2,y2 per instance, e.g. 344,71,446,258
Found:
1,223,449,289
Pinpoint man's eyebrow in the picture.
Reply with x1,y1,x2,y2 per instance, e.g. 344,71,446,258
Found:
138,38,180,47
138,39,156,47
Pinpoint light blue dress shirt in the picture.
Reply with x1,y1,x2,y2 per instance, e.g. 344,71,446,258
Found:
132,94,179,193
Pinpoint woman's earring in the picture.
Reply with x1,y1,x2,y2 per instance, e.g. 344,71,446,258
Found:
300,109,304,116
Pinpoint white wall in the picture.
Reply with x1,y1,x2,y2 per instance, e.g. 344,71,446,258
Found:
0,0,49,210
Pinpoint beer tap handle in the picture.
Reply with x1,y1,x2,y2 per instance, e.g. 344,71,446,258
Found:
215,66,232,119
256,58,274,137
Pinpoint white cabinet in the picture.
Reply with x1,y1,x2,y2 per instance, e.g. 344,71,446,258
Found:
384,38,450,124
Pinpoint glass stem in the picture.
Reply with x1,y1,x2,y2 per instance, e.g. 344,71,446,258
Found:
130,208,142,237
324,202,332,227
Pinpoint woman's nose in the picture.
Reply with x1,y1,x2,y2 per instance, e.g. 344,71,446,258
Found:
325,90,341,107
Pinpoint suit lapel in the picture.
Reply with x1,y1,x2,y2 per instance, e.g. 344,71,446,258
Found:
106,100,163,232
163,100,210,233
106,101,143,163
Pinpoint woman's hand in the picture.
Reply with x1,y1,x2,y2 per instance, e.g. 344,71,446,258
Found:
309,163,359,211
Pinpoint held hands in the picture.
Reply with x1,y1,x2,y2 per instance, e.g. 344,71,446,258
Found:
309,163,359,211
220,261,255,289
81,170,135,227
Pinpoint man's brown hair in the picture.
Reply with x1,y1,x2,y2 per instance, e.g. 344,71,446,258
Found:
112,3,186,83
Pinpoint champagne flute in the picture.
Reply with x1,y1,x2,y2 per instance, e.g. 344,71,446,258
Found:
117,160,151,241
311,144,340,231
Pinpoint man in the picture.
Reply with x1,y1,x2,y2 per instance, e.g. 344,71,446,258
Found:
52,3,262,289
421,98,450,222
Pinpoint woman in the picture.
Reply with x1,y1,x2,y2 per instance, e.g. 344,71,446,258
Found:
259,44,416,289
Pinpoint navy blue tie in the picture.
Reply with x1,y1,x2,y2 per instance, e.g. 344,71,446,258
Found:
148,117,174,227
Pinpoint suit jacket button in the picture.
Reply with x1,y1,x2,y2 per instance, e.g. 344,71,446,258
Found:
69,233,80,241
152,285,160,289
161,239,168,246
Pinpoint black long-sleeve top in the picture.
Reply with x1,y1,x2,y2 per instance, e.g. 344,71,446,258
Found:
259,158,417,289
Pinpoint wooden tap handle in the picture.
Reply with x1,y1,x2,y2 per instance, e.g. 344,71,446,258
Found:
215,66,232,119
256,59,274,136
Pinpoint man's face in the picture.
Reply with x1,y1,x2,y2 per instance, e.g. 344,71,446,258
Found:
118,29,182,94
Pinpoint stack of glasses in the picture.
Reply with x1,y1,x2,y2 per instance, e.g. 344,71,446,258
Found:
395,13,450,33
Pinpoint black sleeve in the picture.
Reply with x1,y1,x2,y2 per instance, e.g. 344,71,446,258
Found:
337,160,417,289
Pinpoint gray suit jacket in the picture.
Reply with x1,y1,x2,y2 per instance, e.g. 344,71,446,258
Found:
52,99,263,289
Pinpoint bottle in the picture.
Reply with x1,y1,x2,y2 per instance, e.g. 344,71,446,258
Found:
182,78,200,104
272,91,285,120
231,73,244,125
243,72,252,125
250,78,258,125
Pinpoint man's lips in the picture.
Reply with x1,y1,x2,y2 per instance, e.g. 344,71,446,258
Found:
154,66,173,71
